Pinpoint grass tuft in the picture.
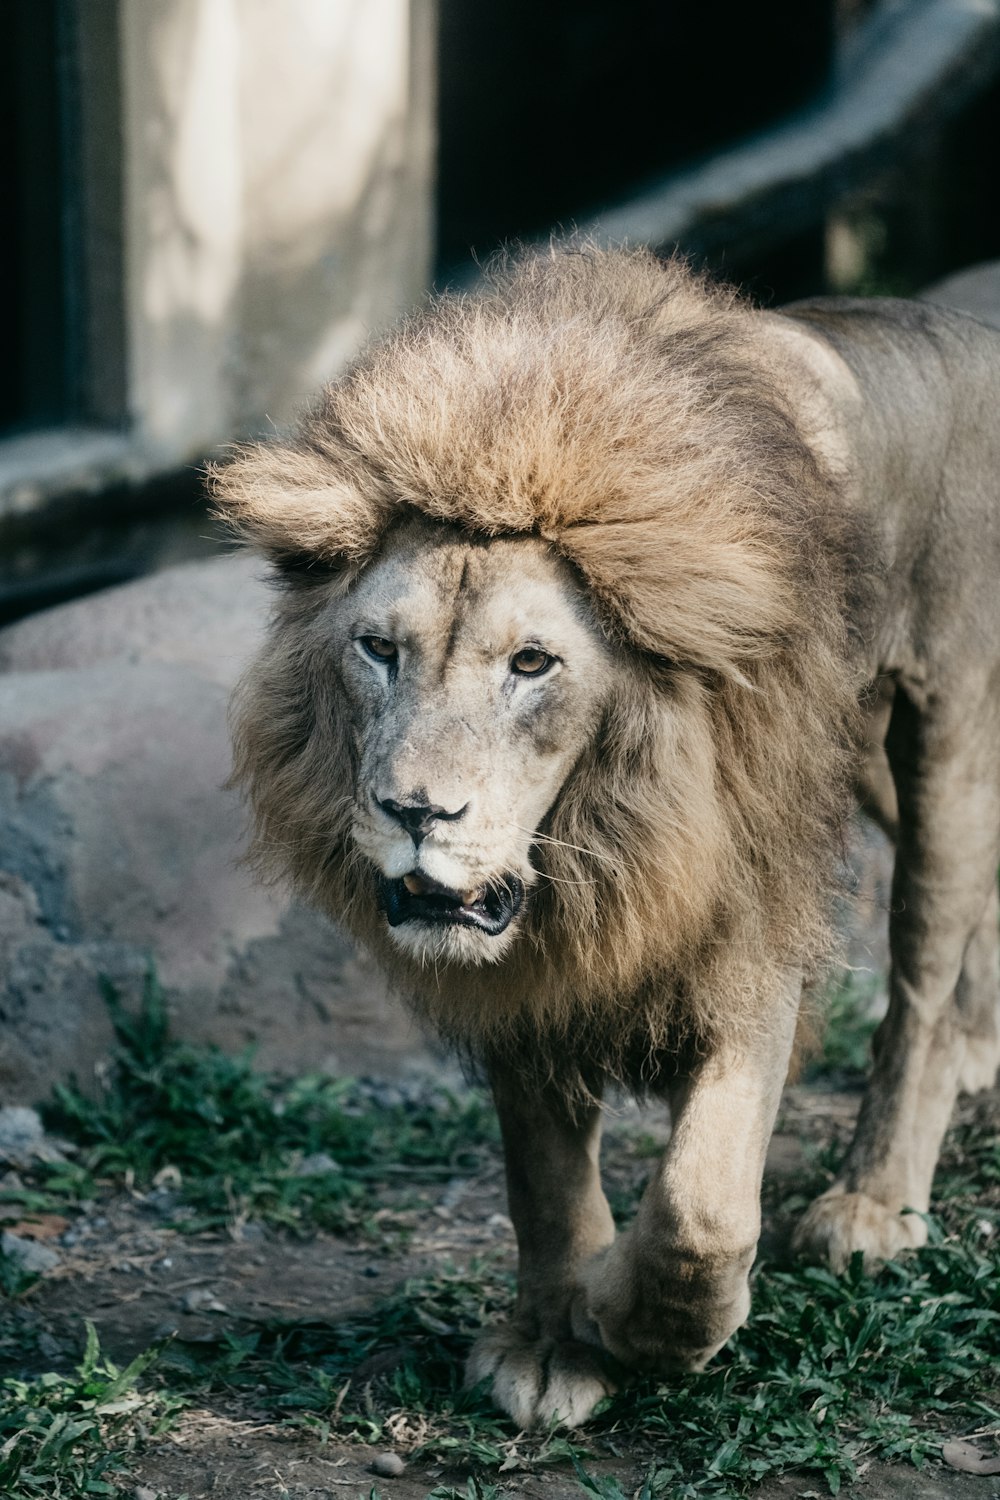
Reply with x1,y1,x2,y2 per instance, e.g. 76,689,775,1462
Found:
0,1322,180,1499
805,971,882,1084
35,972,497,1236
152,1100,1000,1496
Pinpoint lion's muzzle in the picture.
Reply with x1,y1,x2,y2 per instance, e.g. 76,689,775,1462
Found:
379,872,525,936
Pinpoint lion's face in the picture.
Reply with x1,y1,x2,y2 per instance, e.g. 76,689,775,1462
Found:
329,520,615,965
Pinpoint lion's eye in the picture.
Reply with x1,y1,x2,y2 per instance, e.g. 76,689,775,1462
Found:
510,647,554,677
358,635,398,664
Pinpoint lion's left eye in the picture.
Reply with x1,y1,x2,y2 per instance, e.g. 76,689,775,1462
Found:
358,635,398,664
510,648,555,677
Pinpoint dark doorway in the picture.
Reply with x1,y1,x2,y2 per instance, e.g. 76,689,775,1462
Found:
435,0,835,280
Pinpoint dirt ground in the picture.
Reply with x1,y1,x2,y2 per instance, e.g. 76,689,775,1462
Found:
4,1080,999,1500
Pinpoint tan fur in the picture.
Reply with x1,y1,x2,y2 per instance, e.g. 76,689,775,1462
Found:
213,244,1000,1428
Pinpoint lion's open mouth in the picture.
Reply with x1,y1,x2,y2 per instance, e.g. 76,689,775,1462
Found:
379,872,524,936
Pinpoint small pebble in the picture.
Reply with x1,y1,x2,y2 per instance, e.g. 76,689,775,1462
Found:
133,1487,159,1500
233,1219,266,1242
295,1151,341,1176
0,1108,66,1168
371,1452,406,1478
181,1287,227,1314
1,1231,59,1274
0,1107,44,1156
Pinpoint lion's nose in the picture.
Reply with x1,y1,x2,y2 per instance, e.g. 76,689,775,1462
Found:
376,796,467,845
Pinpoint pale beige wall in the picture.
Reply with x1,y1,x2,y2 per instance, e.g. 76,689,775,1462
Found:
122,0,436,457
0,0,436,513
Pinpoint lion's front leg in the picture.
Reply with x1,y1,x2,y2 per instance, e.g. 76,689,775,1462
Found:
576,982,799,1374
467,1068,618,1429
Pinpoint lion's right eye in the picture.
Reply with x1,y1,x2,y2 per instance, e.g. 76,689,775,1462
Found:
357,635,398,664
510,647,555,676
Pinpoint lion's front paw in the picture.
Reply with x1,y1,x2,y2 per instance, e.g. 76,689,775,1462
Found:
465,1324,617,1430
792,1185,927,1271
576,1237,751,1371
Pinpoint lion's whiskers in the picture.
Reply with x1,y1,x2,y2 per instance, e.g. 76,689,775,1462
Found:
509,823,615,867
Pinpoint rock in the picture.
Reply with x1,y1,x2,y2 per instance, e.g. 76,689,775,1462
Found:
1,1230,59,1274
294,1152,341,1177
0,1106,44,1162
0,554,437,1101
180,1287,227,1314
0,553,265,684
922,260,1000,330
0,1105,67,1167
371,1452,406,1478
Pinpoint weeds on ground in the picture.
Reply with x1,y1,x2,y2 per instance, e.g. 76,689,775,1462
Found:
26,973,498,1236
805,970,882,1084
3,975,998,1497
156,1104,1000,1497
0,1322,180,1499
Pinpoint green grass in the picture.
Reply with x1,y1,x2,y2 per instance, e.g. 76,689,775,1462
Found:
150,1094,999,1498
27,973,498,1237
805,970,882,1084
2,976,998,1498
0,1323,180,1499
159,1208,999,1497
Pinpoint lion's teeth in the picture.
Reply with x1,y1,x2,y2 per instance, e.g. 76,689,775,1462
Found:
403,874,425,895
463,888,483,906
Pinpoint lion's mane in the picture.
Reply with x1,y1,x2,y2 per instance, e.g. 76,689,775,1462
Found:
214,246,866,1092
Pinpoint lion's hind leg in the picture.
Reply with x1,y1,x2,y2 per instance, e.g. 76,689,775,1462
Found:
956,879,1000,1094
467,1071,618,1429
854,680,999,1096
795,684,1000,1270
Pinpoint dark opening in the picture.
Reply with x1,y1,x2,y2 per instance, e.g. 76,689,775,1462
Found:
435,0,835,280
0,0,125,437
0,0,70,432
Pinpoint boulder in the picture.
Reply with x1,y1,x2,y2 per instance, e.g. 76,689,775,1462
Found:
0,554,430,1105
921,260,1000,329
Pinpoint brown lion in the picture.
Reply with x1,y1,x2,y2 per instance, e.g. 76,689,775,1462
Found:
213,246,1000,1429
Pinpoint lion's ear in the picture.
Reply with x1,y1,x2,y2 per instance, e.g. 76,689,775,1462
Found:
208,442,387,579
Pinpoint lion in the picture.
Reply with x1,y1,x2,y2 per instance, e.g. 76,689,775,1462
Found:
212,245,1000,1430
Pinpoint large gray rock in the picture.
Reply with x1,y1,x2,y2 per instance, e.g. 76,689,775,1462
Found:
0,554,427,1104
921,260,1000,329
0,552,266,685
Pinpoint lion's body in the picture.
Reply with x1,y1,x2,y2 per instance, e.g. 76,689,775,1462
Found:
216,248,1000,1428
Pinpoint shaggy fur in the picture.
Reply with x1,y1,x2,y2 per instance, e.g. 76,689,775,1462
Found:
214,245,1000,1429
214,246,864,1089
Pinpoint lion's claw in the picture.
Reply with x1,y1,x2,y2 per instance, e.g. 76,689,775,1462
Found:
793,1185,927,1271
466,1324,617,1430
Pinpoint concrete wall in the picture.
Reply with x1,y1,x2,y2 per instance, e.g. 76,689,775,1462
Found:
0,0,436,515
